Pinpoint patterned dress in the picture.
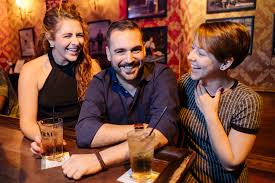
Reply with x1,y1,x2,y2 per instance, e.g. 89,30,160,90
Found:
178,74,262,183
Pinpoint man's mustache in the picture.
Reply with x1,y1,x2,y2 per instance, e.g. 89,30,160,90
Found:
119,60,142,68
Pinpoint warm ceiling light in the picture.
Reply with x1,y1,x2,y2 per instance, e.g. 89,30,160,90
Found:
16,0,24,8
15,0,32,11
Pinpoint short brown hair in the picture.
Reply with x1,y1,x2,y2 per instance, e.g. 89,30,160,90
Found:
196,21,250,69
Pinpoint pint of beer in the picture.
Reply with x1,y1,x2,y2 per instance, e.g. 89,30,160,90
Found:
38,117,63,161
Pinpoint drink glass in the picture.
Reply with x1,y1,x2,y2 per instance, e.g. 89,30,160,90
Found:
127,129,155,182
38,117,63,161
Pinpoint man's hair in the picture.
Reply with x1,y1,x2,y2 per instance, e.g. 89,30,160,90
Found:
106,20,142,47
196,21,250,69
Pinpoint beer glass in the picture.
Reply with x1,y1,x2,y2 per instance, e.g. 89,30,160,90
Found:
38,117,63,161
127,129,155,181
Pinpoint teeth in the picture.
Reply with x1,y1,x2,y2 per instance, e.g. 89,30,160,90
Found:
67,48,78,52
124,66,133,69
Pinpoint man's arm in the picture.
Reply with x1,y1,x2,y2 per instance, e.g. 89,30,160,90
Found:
76,74,136,148
62,128,167,180
91,123,133,147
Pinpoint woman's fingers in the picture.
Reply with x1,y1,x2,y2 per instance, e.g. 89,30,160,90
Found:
30,135,42,158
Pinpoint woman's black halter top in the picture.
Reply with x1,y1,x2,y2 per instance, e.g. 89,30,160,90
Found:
37,48,80,127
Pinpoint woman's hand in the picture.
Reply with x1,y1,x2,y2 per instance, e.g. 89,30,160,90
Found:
30,136,67,158
62,154,102,180
30,135,42,158
194,82,223,119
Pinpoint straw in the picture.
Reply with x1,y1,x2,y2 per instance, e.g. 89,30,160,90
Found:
149,106,168,136
52,106,55,123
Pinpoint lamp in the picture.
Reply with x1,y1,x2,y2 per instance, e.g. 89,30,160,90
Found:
15,0,32,21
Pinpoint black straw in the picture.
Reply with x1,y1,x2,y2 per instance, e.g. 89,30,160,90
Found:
53,106,55,123
149,106,168,136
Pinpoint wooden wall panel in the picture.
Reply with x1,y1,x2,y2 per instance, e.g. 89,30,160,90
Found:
247,91,275,173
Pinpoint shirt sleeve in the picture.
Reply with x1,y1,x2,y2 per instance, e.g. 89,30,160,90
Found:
75,76,106,147
231,91,263,134
147,65,180,144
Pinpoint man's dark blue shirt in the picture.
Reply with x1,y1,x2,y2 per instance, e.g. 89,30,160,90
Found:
76,62,179,147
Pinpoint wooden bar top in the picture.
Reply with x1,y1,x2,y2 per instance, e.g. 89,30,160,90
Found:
0,115,195,183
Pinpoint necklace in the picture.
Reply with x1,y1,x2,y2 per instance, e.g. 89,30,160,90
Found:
202,79,238,97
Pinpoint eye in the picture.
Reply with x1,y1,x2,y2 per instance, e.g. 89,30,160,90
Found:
132,48,141,54
114,49,126,55
63,33,72,38
198,49,207,56
131,46,142,54
76,33,84,38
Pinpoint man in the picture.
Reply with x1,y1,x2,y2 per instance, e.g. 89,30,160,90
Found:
0,68,18,117
62,20,179,180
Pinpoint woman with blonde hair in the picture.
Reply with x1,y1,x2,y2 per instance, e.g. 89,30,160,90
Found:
19,4,101,155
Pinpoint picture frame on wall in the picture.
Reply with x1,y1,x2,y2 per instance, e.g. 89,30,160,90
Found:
127,0,167,19
272,14,275,56
18,27,35,57
87,20,110,56
142,26,168,64
206,16,254,54
207,0,256,14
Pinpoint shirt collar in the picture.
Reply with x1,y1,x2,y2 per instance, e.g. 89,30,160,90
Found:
108,62,154,96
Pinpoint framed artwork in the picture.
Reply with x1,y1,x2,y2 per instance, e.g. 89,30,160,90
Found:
207,0,256,14
206,16,254,54
142,26,168,64
87,20,110,56
18,27,36,57
272,14,275,56
127,0,167,19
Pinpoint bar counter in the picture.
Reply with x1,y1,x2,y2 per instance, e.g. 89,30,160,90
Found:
0,115,195,183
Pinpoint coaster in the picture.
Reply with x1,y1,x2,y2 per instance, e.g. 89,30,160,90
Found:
41,152,70,170
117,169,159,183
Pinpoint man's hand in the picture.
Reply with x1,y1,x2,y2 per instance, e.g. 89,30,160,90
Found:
62,154,102,180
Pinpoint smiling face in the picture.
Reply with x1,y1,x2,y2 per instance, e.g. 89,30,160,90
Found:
188,37,223,81
49,19,84,65
106,28,145,82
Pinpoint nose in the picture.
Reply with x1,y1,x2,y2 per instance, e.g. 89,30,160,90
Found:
71,35,80,45
187,49,196,62
125,51,134,63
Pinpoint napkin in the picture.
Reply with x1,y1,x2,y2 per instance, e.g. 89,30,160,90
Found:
41,152,70,170
117,169,159,183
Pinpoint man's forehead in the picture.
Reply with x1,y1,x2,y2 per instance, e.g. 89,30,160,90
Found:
110,29,142,40
109,29,143,49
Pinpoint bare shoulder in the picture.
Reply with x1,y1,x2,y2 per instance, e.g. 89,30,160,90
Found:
20,54,49,77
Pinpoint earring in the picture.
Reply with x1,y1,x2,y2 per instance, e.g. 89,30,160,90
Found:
220,64,226,71
49,41,54,48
